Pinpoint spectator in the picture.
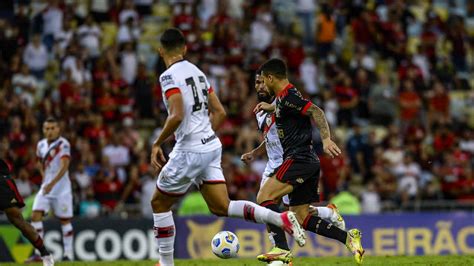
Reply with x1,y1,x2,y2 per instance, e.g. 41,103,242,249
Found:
316,4,336,59
428,81,450,127
334,75,358,127
77,15,102,60
120,42,138,84
249,7,273,51
42,0,63,51
393,153,421,205
22,34,48,80
79,188,101,218
119,0,139,25
368,72,396,126
15,168,34,198
102,134,131,169
54,18,73,58
361,181,381,214
297,0,316,47
299,55,318,96
117,17,140,45
12,64,38,107
399,80,422,129
134,63,154,118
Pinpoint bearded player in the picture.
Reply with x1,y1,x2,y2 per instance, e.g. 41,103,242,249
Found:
27,117,74,262
241,73,346,264
255,59,364,265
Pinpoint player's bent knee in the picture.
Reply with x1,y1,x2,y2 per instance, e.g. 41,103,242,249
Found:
208,201,229,217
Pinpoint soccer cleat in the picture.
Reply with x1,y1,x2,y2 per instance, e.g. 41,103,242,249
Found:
280,211,306,247
42,255,55,266
257,247,293,263
346,229,365,265
327,203,346,230
25,254,42,263
62,256,71,261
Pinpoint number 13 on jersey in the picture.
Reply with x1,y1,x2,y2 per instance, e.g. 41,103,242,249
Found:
186,76,209,113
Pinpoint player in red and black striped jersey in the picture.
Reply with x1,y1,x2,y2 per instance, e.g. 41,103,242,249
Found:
0,159,54,266
255,58,365,265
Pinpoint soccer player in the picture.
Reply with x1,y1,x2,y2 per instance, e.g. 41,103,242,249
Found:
241,73,346,264
255,59,364,264
28,117,74,261
150,28,305,266
0,159,54,266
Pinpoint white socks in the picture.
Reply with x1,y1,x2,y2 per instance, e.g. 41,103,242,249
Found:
153,211,175,266
315,206,333,220
61,223,74,259
227,200,282,227
31,221,44,256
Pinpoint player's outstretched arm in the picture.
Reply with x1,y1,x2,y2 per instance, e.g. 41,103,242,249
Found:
151,93,184,170
208,91,227,131
306,104,342,158
241,140,266,164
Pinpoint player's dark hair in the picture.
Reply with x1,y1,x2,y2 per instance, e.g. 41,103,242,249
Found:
44,117,58,124
259,58,287,79
160,28,186,51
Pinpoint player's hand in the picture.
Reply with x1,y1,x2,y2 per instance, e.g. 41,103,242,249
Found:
322,138,342,158
151,144,167,171
241,151,255,164
43,183,54,195
253,102,275,113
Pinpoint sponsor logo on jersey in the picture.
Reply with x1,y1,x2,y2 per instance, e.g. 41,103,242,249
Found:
11,198,17,203
201,134,217,145
160,75,175,87
284,101,302,111
296,178,304,184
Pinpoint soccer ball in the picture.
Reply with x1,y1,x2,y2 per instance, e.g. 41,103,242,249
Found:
211,231,240,259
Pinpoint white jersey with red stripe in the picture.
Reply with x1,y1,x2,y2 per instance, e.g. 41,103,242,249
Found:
159,60,221,152
36,136,71,196
256,101,283,177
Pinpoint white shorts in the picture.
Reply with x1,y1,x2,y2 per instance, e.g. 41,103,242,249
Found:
156,148,225,196
32,191,73,219
260,173,290,206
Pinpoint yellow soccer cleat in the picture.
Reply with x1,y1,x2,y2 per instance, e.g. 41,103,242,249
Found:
346,229,365,265
257,247,293,264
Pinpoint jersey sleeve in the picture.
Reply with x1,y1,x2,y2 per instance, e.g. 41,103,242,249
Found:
203,75,214,94
59,141,71,160
159,73,181,99
36,142,42,160
282,90,313,115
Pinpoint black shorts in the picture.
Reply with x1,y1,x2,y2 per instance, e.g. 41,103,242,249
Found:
0,178,25,211
274,159,320,206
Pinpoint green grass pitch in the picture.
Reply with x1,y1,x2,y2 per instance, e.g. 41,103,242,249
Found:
2,256,473,266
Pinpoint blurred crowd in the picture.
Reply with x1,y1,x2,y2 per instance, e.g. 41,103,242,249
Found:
0,0,473,217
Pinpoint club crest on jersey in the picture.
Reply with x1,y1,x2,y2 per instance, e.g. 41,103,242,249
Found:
266,115,272,127
160,75,175,87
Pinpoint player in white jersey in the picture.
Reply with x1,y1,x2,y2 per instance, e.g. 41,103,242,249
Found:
28,117,74,262
241,74,346,264
150,28,305,266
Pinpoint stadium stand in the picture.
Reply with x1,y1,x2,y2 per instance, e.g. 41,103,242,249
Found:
0,0,473,219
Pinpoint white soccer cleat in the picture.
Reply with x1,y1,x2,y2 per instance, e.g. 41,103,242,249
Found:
327,203,346,230
42,255,54,266
280,211,306,247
